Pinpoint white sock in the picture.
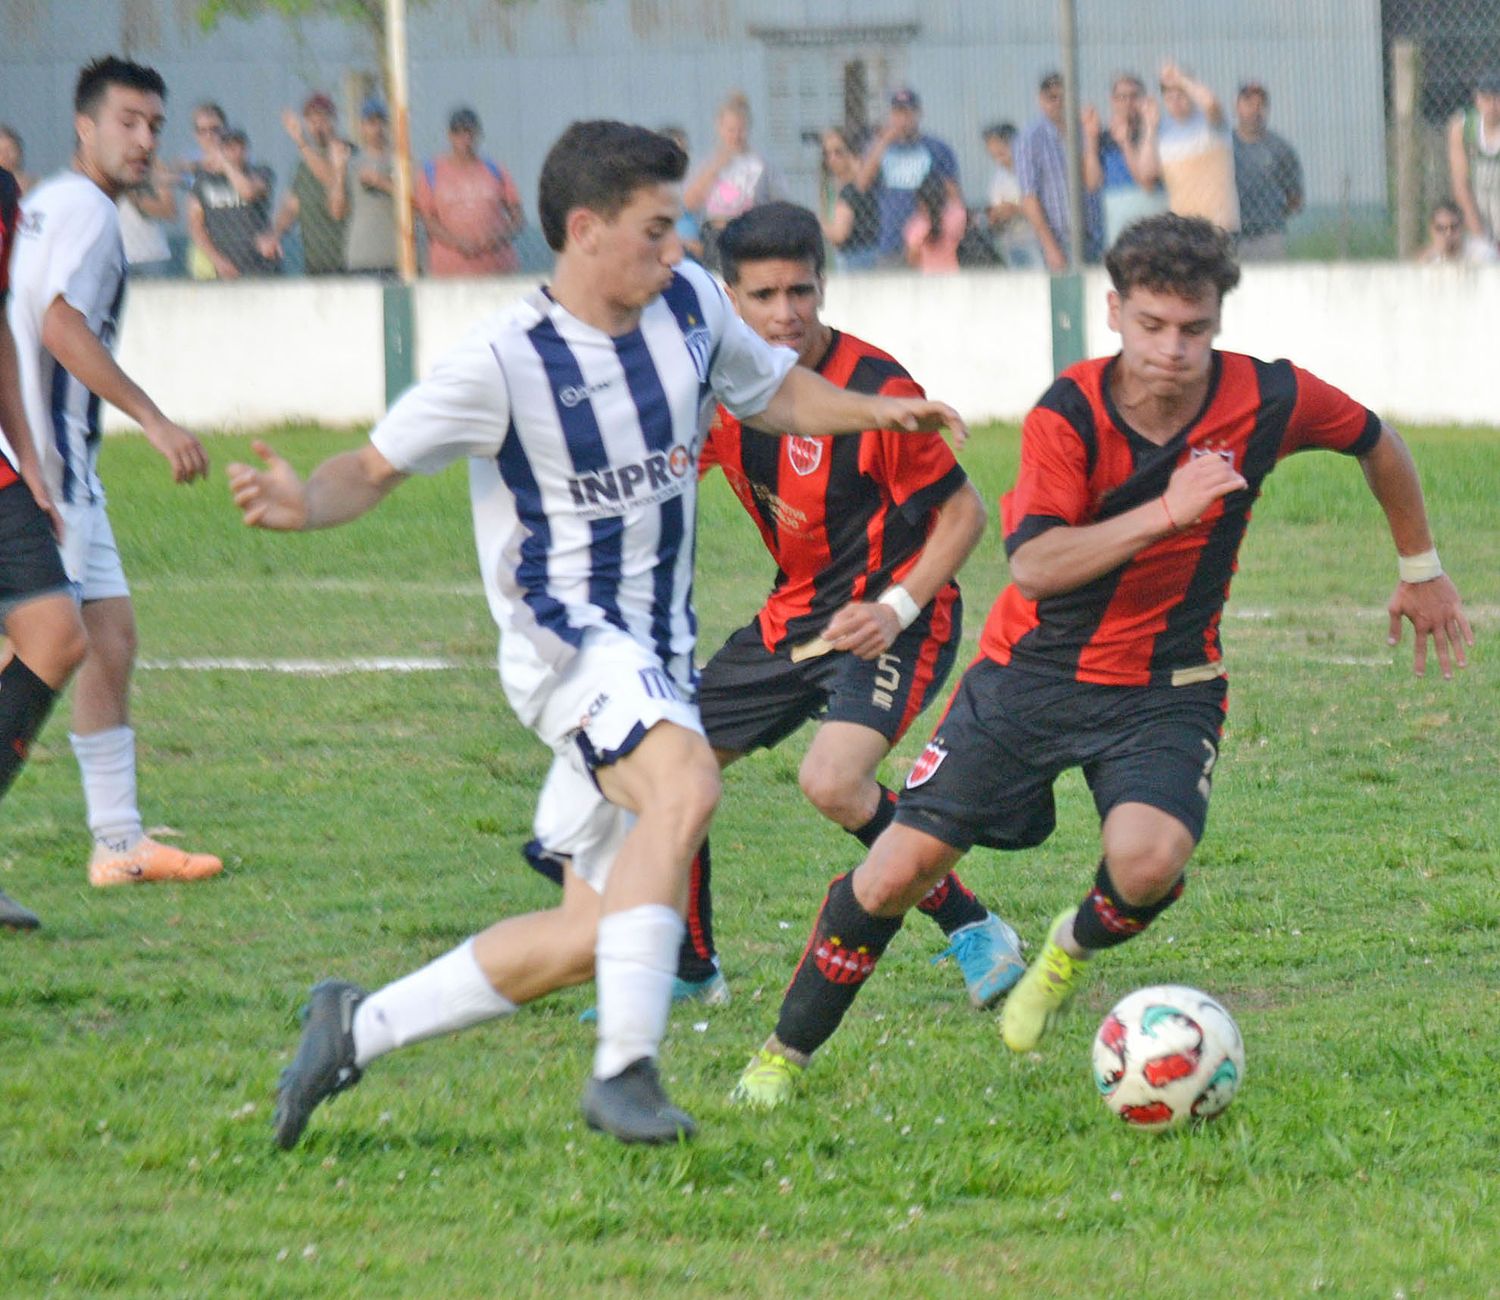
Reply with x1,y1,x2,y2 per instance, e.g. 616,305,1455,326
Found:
69,726,142,848
351,937,515,1068
593,903,684,1080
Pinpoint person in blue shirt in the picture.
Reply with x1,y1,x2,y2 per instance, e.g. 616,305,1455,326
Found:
855,88,961,266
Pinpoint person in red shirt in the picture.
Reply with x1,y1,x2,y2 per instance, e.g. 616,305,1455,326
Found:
527,201,1024,1013
734,212,1474,1107
414,107,524,276
0,165,88,930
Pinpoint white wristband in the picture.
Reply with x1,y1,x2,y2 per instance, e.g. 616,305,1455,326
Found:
878,584,922,630
1397,548,1443,584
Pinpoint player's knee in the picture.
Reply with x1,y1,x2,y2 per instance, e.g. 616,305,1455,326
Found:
659,751,721,836
1104,838,1191,905
797,755,864,825
853,835,951,915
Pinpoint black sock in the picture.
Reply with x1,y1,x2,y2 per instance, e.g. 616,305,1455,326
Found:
1070,857,1185,951
773,872,904,1058
521,838,566,887
848,785,898,848
675,840,717,983
0,657,58,803
915,871,989,936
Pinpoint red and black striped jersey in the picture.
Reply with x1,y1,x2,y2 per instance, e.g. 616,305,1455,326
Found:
0,165,20,485
981,351,1382,686
701,329,968,652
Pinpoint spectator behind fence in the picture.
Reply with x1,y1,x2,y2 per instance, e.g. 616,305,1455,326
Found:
1447,69,1500,253
683,92,783,270
1417,199,1498,265
658,127,705,262
118,160,177,277
982,123,1040,268
1157,62,1238,233
903,168,966,273
1232,81,1303,261
415,107,524,276
0,126,37,195
189,126,276,278
857,87,961,267
266,93,349,275
181,101,227,279
346,98,396,275
1015,72,1102,271
820,127,878,270
1085,73,1167,247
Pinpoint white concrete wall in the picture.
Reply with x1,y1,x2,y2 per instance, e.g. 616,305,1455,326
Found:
105,278,386,432
106,266,1500,432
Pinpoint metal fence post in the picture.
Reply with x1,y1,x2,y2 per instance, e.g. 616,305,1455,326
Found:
1050,271,1086,375
383,280,415,406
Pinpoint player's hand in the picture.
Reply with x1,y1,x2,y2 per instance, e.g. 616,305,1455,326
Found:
873,397,968,447
1160,454,1247,529
227,440,309,531
20,465,63,543
823,600,901,660
1387,574,1473,680
142,414,210,484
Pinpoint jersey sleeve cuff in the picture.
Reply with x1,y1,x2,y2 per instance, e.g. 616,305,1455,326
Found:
896,463,967,524
1343,409,1383,457
1003,513,1068,558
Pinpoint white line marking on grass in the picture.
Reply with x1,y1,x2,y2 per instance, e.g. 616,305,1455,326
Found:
138,657,469,675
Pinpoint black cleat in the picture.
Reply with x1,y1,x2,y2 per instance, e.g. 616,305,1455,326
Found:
582,1056,697,1145
0,889,40,930
273,979,366,1151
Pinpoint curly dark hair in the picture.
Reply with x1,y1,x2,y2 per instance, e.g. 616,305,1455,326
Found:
1104,213,1240,302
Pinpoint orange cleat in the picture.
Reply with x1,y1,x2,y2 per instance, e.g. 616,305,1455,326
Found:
88,837,223,888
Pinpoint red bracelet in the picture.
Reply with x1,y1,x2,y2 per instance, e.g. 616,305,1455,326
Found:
1159,497,1180,532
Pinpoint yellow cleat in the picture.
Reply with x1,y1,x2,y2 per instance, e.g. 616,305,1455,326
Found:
1001,910,1090,1052
730,1045,804,1110
88,836,223,888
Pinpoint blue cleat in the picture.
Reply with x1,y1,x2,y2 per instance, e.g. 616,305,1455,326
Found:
932,913,1026,1009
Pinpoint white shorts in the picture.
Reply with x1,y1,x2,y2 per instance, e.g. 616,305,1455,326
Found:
530,628,703,893
58,500,130,603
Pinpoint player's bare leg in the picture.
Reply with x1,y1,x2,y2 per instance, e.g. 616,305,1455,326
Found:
70,597,220,886
0,593,88,930
1003,803,1196,1052
798,721,1022,1005
582,720,719,1142
735,822,962,1107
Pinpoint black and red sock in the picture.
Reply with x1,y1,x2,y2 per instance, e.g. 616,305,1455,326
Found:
675,840,717,983
915,871,989,936
0,656,58,802
773,872,904,1058
1070,857,1185,951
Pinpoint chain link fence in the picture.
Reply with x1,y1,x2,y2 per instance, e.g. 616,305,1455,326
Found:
3,1,1499,278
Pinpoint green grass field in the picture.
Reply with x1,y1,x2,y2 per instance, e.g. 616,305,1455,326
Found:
3,423,1496,1298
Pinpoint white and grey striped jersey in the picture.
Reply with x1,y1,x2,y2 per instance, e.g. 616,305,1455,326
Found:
372,260,797,724
6,172,127,506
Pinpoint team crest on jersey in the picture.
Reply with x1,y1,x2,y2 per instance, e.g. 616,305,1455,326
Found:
906,740,948,789
682,323,712,383
786,436,823,476
1192,444,1237,470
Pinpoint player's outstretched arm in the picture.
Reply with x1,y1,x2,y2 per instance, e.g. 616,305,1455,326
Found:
746,363,968,445
227,440,406,532
40,299,209,483
1358,424,1474,679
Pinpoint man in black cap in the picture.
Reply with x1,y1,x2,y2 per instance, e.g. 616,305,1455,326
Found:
855,87,962,265
1232,80,1303,261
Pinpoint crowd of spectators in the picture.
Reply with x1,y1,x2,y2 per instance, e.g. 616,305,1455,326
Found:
6,64,1499,281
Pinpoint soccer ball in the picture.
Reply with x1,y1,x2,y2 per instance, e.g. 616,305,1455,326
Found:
1091,984,1245,1130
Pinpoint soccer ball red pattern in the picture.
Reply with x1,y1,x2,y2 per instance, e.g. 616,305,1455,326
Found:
1092,984,1245,1130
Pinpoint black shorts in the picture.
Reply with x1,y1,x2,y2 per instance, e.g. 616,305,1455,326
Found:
895,657,1227,854
696,595,962,754
0,479,69,620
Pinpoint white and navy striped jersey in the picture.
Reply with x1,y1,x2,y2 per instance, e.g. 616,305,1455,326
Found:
7,172,128,506
372,259,797,724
